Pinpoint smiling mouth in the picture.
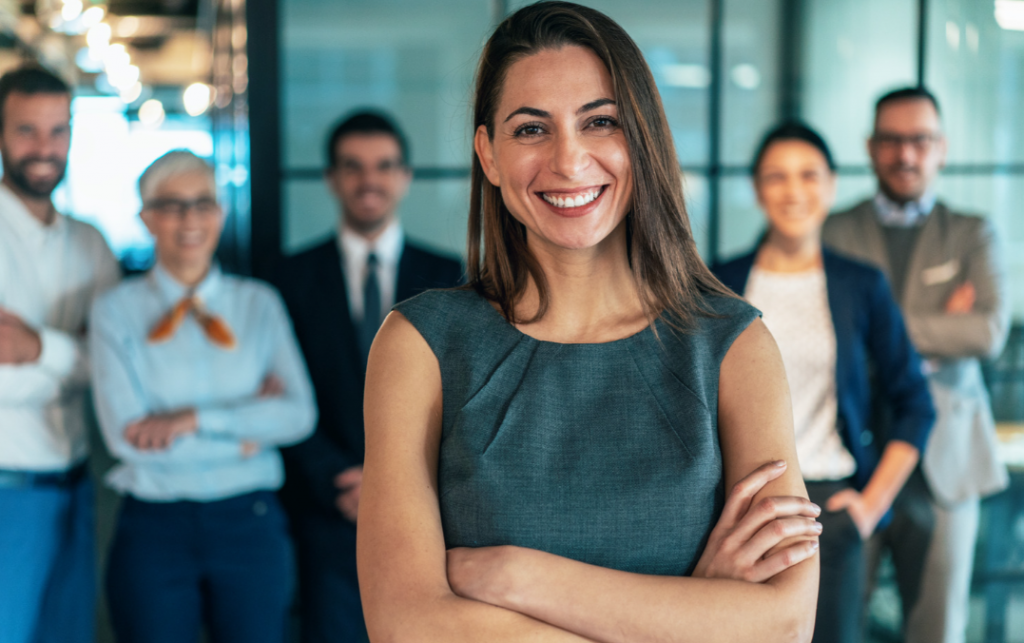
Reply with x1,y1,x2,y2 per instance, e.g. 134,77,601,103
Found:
539,186,605,209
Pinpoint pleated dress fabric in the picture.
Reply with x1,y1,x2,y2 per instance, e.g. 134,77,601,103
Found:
394,288,759,576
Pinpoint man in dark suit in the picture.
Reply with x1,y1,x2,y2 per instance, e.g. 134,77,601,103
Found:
274,111,462,643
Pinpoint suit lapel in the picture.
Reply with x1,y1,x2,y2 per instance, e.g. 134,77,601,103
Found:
316,241,362,361
902,203,949,309
852,202,891,279
396,241,417,302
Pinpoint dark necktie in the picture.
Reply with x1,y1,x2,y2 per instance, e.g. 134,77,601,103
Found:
358,252,381,363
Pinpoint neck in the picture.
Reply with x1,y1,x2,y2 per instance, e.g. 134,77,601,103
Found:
879,184,925,207
342,214,394,244
513,223,647,343
4,177,55,225
756,230,822,273
160,258,212,289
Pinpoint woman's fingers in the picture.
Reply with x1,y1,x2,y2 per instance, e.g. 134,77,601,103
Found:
718,460,789,529
737,516,822,564
724,495,821,546
746,539,821,583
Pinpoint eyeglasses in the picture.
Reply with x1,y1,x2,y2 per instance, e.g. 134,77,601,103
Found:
145,197,221,218
871,133,940,153
335,158,406,177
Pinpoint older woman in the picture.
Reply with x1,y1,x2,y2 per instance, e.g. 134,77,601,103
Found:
90,150,316,643
358,3,822,642
713,123,934,643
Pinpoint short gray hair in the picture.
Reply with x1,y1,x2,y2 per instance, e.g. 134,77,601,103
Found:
139,150,216,204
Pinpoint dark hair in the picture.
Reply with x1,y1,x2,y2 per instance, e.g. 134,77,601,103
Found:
468,1,731,326
874,86,941,123
325,110,410,168
751,121,836,176
0,65,71,130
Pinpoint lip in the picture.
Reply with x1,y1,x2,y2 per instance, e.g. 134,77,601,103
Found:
535,185,608,219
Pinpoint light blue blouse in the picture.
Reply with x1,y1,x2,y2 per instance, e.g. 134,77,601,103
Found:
89,264,317,502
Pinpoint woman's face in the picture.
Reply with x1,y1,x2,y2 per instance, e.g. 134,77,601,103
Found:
141,170,224,272
475,45,633,253
754,140,836,244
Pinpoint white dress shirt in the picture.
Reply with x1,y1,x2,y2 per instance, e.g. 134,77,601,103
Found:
89,264,317,501
746,267,857,481
874,191,936,228
0,185,119,471
338,220,404,323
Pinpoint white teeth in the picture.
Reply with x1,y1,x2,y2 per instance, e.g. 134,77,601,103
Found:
542,188,601,208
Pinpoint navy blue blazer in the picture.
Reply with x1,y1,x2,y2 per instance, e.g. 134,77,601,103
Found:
713,248,935,492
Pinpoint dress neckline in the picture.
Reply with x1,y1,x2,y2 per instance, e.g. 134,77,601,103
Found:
470,290,655,348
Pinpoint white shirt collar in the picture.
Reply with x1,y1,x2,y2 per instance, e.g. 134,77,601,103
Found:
150,261,224,306
874,190,936,228
337,218,404,268
0,183,64,240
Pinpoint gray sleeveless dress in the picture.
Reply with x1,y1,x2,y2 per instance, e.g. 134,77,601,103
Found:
394,289,758,576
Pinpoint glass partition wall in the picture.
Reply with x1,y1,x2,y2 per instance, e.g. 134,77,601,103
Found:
253,1,1024,641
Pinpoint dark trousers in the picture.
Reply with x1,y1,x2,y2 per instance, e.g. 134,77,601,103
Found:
291,511,367,643
806,480,865,643
864,467,935,626
106,491,294,643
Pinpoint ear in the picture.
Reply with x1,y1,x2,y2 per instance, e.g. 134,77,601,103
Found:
474,124,500,187
822,171,838,210
396,164,413,200
140,210,157,237
936,134,949,170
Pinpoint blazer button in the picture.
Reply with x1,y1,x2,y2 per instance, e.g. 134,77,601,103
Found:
861,432,873,446
253,500,268,516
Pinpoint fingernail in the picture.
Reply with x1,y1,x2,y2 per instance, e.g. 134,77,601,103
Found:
811,503,821,514
814,522,823,532
773,460,786,468
810,541,819,551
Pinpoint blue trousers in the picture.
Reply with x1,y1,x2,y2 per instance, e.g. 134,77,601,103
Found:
106,491,294,643
0,475,96,643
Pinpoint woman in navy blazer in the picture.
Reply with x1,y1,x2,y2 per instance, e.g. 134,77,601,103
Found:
713,123,934,643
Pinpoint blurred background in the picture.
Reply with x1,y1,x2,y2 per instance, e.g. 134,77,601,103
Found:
2,0,1023,641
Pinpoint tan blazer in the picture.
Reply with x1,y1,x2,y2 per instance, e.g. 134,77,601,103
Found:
822,199,1010,506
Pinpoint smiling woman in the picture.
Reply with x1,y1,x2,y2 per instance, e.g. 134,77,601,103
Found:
358,3,821,642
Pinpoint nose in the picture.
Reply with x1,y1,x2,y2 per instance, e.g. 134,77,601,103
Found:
897,141,918,166
550,131,590,178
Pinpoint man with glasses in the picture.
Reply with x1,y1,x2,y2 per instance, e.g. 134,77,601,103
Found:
823,87,1009,643
274,110,462,642
0,65,120,643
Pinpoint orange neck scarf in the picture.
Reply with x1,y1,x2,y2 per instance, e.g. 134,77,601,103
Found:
148,295,237,350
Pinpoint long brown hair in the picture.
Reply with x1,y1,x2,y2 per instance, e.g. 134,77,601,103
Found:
467,1,733,327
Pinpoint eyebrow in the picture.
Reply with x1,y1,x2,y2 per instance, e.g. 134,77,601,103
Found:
503,97,616,123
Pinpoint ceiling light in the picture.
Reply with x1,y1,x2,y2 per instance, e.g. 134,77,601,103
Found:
996,0,1024,30
75,46,104,73
138,99,165,127
662,64,710,89
120,82,143,104
730,64,761,90
87,22,111,49
183,83,213,116
81,6,105,28
61,0,83,22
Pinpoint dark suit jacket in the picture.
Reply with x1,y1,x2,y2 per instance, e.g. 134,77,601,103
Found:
713,248,935,495
274,237,463,515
